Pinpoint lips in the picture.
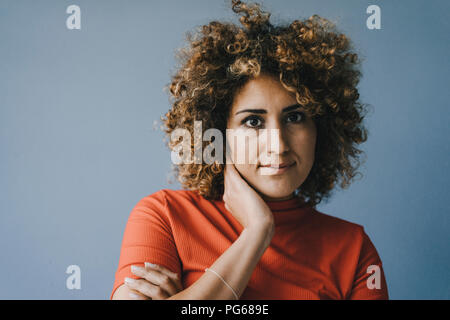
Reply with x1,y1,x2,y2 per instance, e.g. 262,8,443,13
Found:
259,161,295,169
258,161,296,176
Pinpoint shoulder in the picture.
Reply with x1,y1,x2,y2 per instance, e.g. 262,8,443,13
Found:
307,209,381,267
159,188,201,202
135,188,199,206
309,207,366,243
126,189,199,231
133,188,202,217
310,208,363,230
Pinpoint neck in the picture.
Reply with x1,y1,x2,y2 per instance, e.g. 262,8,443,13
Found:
260,192,295,202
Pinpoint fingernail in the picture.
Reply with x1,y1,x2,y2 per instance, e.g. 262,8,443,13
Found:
131,265,141,273
145,262,157,268
129,292,140,299
124,277,135,284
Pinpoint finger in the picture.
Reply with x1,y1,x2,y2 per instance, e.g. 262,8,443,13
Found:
144,263,183,293
128,289,150,300
225,140,233,165
225,165,242,192
124,277,169,300
224,160,238,188
228,161,247,185
144,263,180,281
131,265,179,296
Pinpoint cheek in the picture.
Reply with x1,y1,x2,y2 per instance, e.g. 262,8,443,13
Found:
232,136,260,180
290,131,316,161
227,131,260,165
248,135,260,162
233,163,257,187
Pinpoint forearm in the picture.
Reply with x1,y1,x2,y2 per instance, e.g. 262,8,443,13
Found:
167,223,273,300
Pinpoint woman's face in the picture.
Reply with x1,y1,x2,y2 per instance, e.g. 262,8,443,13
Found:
226,73,317,201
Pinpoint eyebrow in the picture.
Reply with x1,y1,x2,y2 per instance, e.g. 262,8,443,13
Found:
234,103,301,115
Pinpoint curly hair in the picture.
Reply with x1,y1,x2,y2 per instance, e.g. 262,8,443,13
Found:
162,0,369,207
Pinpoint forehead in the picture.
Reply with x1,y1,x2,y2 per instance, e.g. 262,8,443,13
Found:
230,74,297,113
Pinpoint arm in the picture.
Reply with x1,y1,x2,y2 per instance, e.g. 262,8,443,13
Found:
166,159,276,300
110,191,183,300
168,222,273,300
112,283,137,300
112,222,273,300
112,160,275,300
348,228,389,300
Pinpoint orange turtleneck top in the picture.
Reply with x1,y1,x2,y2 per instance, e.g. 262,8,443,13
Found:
110,189,388,299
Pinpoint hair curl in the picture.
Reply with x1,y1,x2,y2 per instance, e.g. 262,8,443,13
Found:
162,0,369,207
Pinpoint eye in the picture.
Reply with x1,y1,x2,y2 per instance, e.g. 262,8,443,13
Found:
242,115,263,128
285,111,305,123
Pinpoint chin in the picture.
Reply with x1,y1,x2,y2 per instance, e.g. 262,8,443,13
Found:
259,189,295,200
235,165,305,200
252,181,299,200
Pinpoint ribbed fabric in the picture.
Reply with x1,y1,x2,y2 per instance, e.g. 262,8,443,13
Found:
110,189,388,300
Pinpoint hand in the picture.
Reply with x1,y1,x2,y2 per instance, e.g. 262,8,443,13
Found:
223,153,275,234
124,263,182,300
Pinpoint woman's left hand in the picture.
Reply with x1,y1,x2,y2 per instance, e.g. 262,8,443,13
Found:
124,262,183,300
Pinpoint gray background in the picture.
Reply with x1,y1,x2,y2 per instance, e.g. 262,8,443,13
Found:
1,0,449,299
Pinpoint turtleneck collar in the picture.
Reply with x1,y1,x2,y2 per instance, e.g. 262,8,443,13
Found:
205,190,312,227
264,196,312,226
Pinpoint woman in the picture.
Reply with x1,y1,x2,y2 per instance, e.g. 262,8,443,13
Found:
111,0,388,300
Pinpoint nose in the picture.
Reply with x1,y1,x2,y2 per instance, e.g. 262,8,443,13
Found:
262,123,290,156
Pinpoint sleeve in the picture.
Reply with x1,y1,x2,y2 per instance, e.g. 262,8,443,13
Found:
109,190,182,299
347,227,389,300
